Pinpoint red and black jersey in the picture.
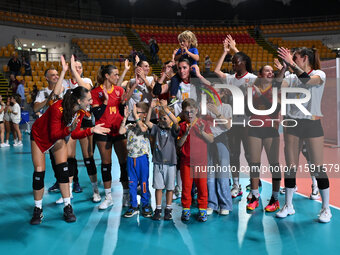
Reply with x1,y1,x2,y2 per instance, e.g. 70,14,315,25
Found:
31,100,92,153
250,85,279,128
91,85,124,137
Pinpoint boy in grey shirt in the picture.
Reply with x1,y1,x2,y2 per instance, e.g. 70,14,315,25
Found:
146,99,179,220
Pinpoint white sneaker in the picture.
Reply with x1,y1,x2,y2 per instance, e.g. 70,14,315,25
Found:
122,193,130,207
56,195,73,204
0,143,10,148
92,190,101,203
220,209,229,215
207,207,214,215
310,185,320,200
13,141,23,147
276,204,295,218
318,207,332,223
98,196,113,210
231,184,243,198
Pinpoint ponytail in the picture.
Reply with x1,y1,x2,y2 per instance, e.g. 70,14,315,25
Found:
295,47,321,70
62,86,89,125
97,65,117,84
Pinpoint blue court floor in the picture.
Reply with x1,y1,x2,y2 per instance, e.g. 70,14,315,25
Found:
0,134,340,255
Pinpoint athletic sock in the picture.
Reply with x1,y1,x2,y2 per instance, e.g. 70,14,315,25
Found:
35,199,42,209
319,188,330,209
91,182,98,192
272,191,279,201
105,188,112,198
311,175,318,187
156,205,162,209
285,188,294,207
251,189,259,198
69,183,73,196
166,204,172,209
63,197,71,206
233,177,239,186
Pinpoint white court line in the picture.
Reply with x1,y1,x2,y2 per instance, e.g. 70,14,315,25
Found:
261,179,340,211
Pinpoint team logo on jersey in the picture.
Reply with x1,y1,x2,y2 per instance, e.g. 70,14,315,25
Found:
115,89,121,97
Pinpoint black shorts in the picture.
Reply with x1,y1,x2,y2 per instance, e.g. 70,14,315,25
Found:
248,127,279,139
30,132,34,141
0,121,3,124
285,119,324,138
94,133,126,143
81,118,94,128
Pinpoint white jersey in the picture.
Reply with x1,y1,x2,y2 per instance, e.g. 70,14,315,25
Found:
284,69,326,119
34,87,54,114
10,103,21,124
0,104,4,122
223,72,257,123
173,81,198,116
62,77,93,92
128,76,154,121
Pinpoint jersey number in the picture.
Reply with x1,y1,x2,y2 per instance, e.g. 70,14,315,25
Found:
109,106,116,114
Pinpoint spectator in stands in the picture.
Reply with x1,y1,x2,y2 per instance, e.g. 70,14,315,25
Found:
22,56,32,76
204,55,212,74
16,80,26,107
149,38,159,64
29,85,39,119
8,74,19,95
7,53,21,76
0,95,5,147
130,48,138,64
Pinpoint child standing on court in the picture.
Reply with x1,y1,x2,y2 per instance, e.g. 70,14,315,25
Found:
119,102,152,218
177,98,214,222
145,99,180,221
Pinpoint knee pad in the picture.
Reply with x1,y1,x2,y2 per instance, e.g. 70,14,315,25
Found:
67,158,77,178
119,162,128,182
270,163,281,180
55,162,69,183
249,163,260,179
101,163,112,182
84,157,97,176
284,166,296,188
32,171,45,190
315,166,329,189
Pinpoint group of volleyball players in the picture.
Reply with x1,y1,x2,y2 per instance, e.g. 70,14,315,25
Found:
28,30,332,225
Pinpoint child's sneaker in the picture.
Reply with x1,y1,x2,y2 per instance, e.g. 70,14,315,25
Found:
197,209,208,222
310,184,320,200
181,209,191,221
152,209,162,220
247,192,253,201
207,207,214,215
247,195,259,210
318,207,332,223
164,208,173,220
231,184,243,198
124,206,139,218
265,196,280,212
276,204,295,218
141,205,153,218
219,209,229,215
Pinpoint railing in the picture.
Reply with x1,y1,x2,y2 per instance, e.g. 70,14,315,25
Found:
1,4,340,27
